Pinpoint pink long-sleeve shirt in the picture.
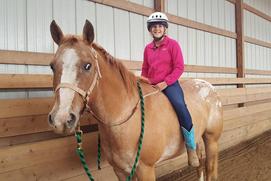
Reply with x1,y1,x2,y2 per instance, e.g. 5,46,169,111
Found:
141,36,184,86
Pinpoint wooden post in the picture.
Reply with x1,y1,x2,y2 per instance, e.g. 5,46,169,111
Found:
235,0,245,81
235,0,245,106
154,0,165,12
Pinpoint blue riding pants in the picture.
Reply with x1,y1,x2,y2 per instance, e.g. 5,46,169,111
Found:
162,81,193,131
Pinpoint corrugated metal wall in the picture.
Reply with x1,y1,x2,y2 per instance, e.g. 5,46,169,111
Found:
244,0,271,16
0,0,270,98
128,0,153,8
0,0,27,98
244,0,271,80
0,0,153,61
0,0,153,98
165,0,236,79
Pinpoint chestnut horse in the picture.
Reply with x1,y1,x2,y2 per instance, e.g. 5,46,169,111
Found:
48,20,223,181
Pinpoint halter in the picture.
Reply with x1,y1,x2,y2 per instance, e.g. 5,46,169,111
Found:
55,47,102,112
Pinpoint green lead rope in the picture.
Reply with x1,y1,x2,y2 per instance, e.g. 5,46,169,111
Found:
75,130,95,181
75,81,145,181
126,81,145,181
97,133,101,170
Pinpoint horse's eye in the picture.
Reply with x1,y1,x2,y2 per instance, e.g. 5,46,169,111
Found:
84,63,92,71
50,63,55,72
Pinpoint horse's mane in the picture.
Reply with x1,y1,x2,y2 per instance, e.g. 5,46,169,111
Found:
92,43,137,91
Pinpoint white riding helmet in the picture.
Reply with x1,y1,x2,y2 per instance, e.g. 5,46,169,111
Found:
147,12,168,31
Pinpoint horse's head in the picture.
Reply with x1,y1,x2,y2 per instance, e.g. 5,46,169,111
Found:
48,20,100,134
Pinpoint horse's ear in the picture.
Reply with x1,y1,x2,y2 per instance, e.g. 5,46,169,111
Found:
50,20,63,46
83,20,94,45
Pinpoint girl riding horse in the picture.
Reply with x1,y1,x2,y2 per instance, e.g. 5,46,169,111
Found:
48,19,223,181
141,12,199,167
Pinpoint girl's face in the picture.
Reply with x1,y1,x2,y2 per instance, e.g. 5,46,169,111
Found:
150,24,166,39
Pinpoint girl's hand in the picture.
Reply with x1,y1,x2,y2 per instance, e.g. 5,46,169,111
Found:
139,76,151,84
155,81,167,91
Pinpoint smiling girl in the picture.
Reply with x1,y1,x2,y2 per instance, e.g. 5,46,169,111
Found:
141,12,199,167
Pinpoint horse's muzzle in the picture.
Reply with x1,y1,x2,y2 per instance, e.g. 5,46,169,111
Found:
48,112,78,134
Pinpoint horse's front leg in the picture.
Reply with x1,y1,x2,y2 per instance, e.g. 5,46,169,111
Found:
113,167,127,181
136,163,155,181
113,167,138,181
113,163,155,181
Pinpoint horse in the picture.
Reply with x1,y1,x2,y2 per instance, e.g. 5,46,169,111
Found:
48,19,223,181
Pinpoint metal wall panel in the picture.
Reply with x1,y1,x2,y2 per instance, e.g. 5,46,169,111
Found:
143,0,153,8
96,3,115,56
204,0,212,25
130,12,144,61
188,28,197,78
244,0,271,16
168,22,236,79
167,23,178,40
114,9,130,59
188,0,196,21
187,28,197,66
178,0,188,18
166,0,235,31
178,26,188,62
76,0,96,41
196,0,204,24
2,0,27,51
0,0,27,52
53,0,76,38
143,16,152,47
224,1,235,32
0,0,28,99
211,0,219,27
244,10,271,42
218,0,225,29
205,32,212,66
27,0,52,98
0,0,153,99
128,0,153,8
245,42,271,73
196,30,205,77
166,0,178,15
27,0,53,53
244,0,271,79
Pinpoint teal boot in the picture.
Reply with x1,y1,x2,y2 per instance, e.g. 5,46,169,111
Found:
181,126,200,167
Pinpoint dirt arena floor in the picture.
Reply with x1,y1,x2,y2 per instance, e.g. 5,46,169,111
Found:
158,130,271,181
